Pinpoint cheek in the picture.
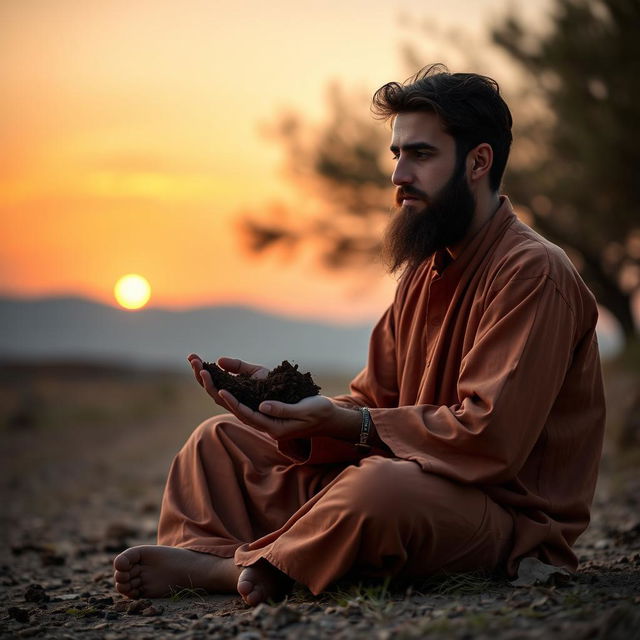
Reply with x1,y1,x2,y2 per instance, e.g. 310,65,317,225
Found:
417,164,452,191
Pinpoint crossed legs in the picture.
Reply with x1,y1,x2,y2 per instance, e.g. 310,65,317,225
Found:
113,416,513,603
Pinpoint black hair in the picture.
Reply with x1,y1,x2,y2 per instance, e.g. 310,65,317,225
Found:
371,64,513,191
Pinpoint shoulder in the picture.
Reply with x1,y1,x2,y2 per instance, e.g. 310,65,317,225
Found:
488,218,597,320
490,219,568,283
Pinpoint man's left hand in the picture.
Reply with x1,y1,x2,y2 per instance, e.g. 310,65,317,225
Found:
216,389,359,443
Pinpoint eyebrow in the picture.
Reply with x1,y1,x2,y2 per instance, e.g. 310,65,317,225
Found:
389,142,438,154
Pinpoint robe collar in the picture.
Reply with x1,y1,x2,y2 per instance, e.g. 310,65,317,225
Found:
431,195,517,279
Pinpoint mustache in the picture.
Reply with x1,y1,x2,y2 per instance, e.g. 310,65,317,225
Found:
395,186,429,206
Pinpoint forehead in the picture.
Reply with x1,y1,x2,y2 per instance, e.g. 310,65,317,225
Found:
390,111,453,148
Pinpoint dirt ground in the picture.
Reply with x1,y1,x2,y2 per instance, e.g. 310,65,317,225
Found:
1,362,639,640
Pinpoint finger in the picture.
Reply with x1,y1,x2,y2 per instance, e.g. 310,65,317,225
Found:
258,400,299,419
200,370,232,411
219,390,284,436
187,354,205,387
217,357,268,379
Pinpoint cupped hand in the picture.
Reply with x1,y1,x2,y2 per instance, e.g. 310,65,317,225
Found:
187,353,269,412
218,391,337,441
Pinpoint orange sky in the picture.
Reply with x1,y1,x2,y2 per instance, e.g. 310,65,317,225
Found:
0,0,552,323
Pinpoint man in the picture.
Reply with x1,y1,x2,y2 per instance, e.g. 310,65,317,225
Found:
113,65,605,607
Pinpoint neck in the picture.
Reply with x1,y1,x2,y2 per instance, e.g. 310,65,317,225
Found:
447,190,501,260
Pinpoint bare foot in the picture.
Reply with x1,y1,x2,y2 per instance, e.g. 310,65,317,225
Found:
113,545,241,599
237,559,294,606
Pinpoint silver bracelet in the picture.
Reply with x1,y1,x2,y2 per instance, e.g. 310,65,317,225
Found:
355,407,372,453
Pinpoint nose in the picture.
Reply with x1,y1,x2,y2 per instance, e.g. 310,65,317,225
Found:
391,156,413,187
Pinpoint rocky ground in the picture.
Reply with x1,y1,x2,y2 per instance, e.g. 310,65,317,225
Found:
1,363,639,639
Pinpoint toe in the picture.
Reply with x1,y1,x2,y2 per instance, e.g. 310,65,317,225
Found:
113,547,141,572
237,568,255,597
114,570,130,583
245,585,264,606
237,579,253,597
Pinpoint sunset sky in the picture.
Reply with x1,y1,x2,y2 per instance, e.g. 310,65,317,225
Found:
1,0,552,323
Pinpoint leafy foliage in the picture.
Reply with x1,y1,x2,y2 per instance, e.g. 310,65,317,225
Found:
243,0,640,338
492,0,640,337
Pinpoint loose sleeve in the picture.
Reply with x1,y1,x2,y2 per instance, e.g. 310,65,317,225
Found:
370,275,577,484
332,304,400,410
277,304,399,465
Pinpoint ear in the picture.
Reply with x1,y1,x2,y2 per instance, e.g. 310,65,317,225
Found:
467,143,493,183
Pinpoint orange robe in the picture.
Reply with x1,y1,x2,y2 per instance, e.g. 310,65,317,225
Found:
158,196,605,593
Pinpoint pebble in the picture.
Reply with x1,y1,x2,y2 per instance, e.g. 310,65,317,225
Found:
8,606,31,623
24,584,49,603
142,605,164,616
127,598,153,614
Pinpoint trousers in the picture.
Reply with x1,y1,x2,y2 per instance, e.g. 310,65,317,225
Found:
157,416,514,594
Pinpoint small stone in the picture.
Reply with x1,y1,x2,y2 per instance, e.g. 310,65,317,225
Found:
8,606,31,623
41,553,66,566
113,600,129,612
250,603,268,620
141,605,164,617
263,604,301,630
24,584,49,603
127,599,153,614
56,594,80,602
18,626,43,638
190,619,208,629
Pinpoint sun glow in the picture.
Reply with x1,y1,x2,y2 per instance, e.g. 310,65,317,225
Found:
114,274,151,310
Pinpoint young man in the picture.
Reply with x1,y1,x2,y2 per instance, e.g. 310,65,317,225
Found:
113,65,605,606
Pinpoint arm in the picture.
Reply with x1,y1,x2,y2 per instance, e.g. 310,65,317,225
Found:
371,274,578,484
188,353,387,463
332,304,400,410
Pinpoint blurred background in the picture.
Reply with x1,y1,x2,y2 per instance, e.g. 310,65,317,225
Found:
1,0,639,543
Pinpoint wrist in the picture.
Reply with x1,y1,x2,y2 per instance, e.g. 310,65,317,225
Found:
328,404,362,442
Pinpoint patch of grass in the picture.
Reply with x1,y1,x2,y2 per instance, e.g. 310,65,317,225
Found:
416,571,499,597
560,590,587,608
329,576,394,619
65,606,99,617
168,586,208,602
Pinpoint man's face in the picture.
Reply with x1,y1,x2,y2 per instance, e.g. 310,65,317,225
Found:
383,111,476,274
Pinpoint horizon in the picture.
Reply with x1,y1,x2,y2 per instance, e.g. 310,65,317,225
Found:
1,0,553,323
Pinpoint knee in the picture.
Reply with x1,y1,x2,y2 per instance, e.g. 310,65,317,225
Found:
334,457,469,525
336,457,422,523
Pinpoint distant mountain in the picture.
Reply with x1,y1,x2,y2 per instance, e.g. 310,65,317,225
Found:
0,296,374,375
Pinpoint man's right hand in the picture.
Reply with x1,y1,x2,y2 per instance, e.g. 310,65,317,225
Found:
187,353,269,413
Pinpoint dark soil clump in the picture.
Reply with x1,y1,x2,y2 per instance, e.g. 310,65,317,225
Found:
201,360,321,411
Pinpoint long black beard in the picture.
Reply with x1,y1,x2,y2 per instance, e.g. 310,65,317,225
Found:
382,161,476,275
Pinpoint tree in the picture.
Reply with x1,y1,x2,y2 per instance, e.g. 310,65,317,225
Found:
492,0,640,339
243,0,640,340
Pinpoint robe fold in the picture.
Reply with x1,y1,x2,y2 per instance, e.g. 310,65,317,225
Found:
158,196,605,592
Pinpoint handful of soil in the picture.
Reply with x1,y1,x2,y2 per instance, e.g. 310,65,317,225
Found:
201,360,321,412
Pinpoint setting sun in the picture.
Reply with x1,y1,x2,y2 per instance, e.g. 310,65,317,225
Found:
114,274,151,310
